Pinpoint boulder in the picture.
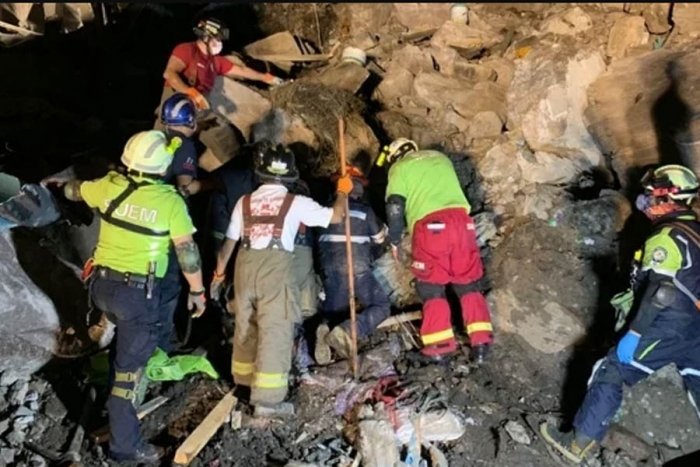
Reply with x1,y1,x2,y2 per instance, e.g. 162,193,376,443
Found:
0,231,60,381
337,3,394,38
478,141,525,214
673,3,700,41
517,150,580,185
374,66,414,107
585,47,700,182
508,40,606,166
392,3,450,32
639,3,672,35
315,61,371,94
467,111,503,139
243,31,301,73
481,57,516,89
540,6,593,36
208,77,272,141
617,365,700,461
392,44,434,75
430,20,503,60
607,15,649,60
515,184,568,221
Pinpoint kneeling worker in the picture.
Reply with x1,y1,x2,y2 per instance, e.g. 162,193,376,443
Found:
210,144,351,418
60,130,206,462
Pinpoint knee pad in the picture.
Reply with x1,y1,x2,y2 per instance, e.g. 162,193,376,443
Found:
415,281,446,301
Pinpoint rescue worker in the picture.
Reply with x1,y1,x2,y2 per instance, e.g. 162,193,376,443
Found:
541,165,700,465
158,92,206,352
59,130,206,462
380,138,494,363
156,17,285,171
315,165,391,365
210,144,352,417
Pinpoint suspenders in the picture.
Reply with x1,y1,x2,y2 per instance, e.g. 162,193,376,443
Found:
241,193,295,250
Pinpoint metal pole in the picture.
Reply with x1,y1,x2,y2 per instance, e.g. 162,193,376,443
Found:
338,118,359,378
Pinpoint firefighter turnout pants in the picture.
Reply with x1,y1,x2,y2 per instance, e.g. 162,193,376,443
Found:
291,245,321,321
410,207,494,356
231,248,298,406
573,309,700,442
91,276,161,457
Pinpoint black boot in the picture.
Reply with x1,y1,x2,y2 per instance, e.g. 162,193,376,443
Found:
110,442,163,463
470,344,490,364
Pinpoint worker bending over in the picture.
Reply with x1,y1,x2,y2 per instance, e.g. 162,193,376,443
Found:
381,139,494,363
156,17,284,170
59,131,206,462
315,164,391,365
541,165,700,464
210,144,351,418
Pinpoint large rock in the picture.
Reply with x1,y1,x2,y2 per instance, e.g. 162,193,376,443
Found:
392,45,435,75
337,3,394,38
638,3,672,34
315,61,370,94
243,31,301,73
517,150,580,185
585,47,700,182
617,365,700,461
430,20,503,60
392,3,450,32
607,15,649,60
508,39,606,166
374,66,414,106
673,3,700,41
0,231,60,381
478,140,525,215
208,77,272,141
491,220,598,355
540,6,593,36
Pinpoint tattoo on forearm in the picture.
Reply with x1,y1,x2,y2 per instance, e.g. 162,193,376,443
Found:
64,180,84,202
175,240,202,274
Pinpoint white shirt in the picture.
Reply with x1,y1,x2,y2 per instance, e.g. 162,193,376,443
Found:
225,184,333,252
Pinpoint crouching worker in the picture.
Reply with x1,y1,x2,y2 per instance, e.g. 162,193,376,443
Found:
315,165,391,365
541,165,700,464
210,144,351,418
381,138,494,363
59,130,206,462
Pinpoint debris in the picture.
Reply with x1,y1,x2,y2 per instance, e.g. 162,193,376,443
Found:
505,420,532,445
467,111,503,139
9,380,29,407
173,391,237,466
431,21,503,59
92,395,169,443
607,15,649,60
377,311,422,330
540,7,592,36
642,3,671,35
315,61,371,94
395,407,467,445
672,3,700,41
208,77,271,142
517,150,580,185
356,418,400,467
393,3,450,33
230,410,242,430
0,448,15,464
426,443,449,467
42,395,67,424
374,67,414,106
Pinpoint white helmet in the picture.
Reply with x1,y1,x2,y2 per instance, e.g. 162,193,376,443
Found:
376,138,418,167
120,130,179,175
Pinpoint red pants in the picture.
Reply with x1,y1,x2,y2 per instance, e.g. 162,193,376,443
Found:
410,208,494,356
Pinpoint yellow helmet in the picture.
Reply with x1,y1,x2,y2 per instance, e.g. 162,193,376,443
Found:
120,131,180,175
641,164,699,204
376,138,418,167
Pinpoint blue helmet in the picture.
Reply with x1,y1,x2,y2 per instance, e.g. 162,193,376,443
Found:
160,93,196,128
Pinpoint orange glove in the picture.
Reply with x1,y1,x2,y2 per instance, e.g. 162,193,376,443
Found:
185,87,209,111
336,174,353,195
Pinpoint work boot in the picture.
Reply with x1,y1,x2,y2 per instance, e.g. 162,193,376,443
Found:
110,442,164,463
470,344,490,365
326,326,353,361
314,323,332,366
539,422,597,465
253,402,295,420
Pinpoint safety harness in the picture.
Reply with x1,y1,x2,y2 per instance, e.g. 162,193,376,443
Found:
241,193,295,250
659,221,700,312
99,175,169,237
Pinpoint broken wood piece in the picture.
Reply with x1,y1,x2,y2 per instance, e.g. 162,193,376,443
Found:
0,20,43,36
377,311,423,329
247,53,332,62
91,396,169,443
173,391,238,466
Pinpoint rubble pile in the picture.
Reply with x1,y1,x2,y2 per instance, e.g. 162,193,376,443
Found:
3,2,700,466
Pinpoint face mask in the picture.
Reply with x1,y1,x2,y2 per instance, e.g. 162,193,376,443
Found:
208,39,223,56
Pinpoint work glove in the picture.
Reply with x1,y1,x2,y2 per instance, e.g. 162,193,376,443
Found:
616,330,641,364
210,270,226,300
264,73,286,87
185,87,210,111
336,174,353,195
188,289,207,318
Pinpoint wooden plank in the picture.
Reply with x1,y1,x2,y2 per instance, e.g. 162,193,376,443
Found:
92,396,170,443
173,391,237,466
247,52,332,62
377,311,423,329
0,20,43,36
